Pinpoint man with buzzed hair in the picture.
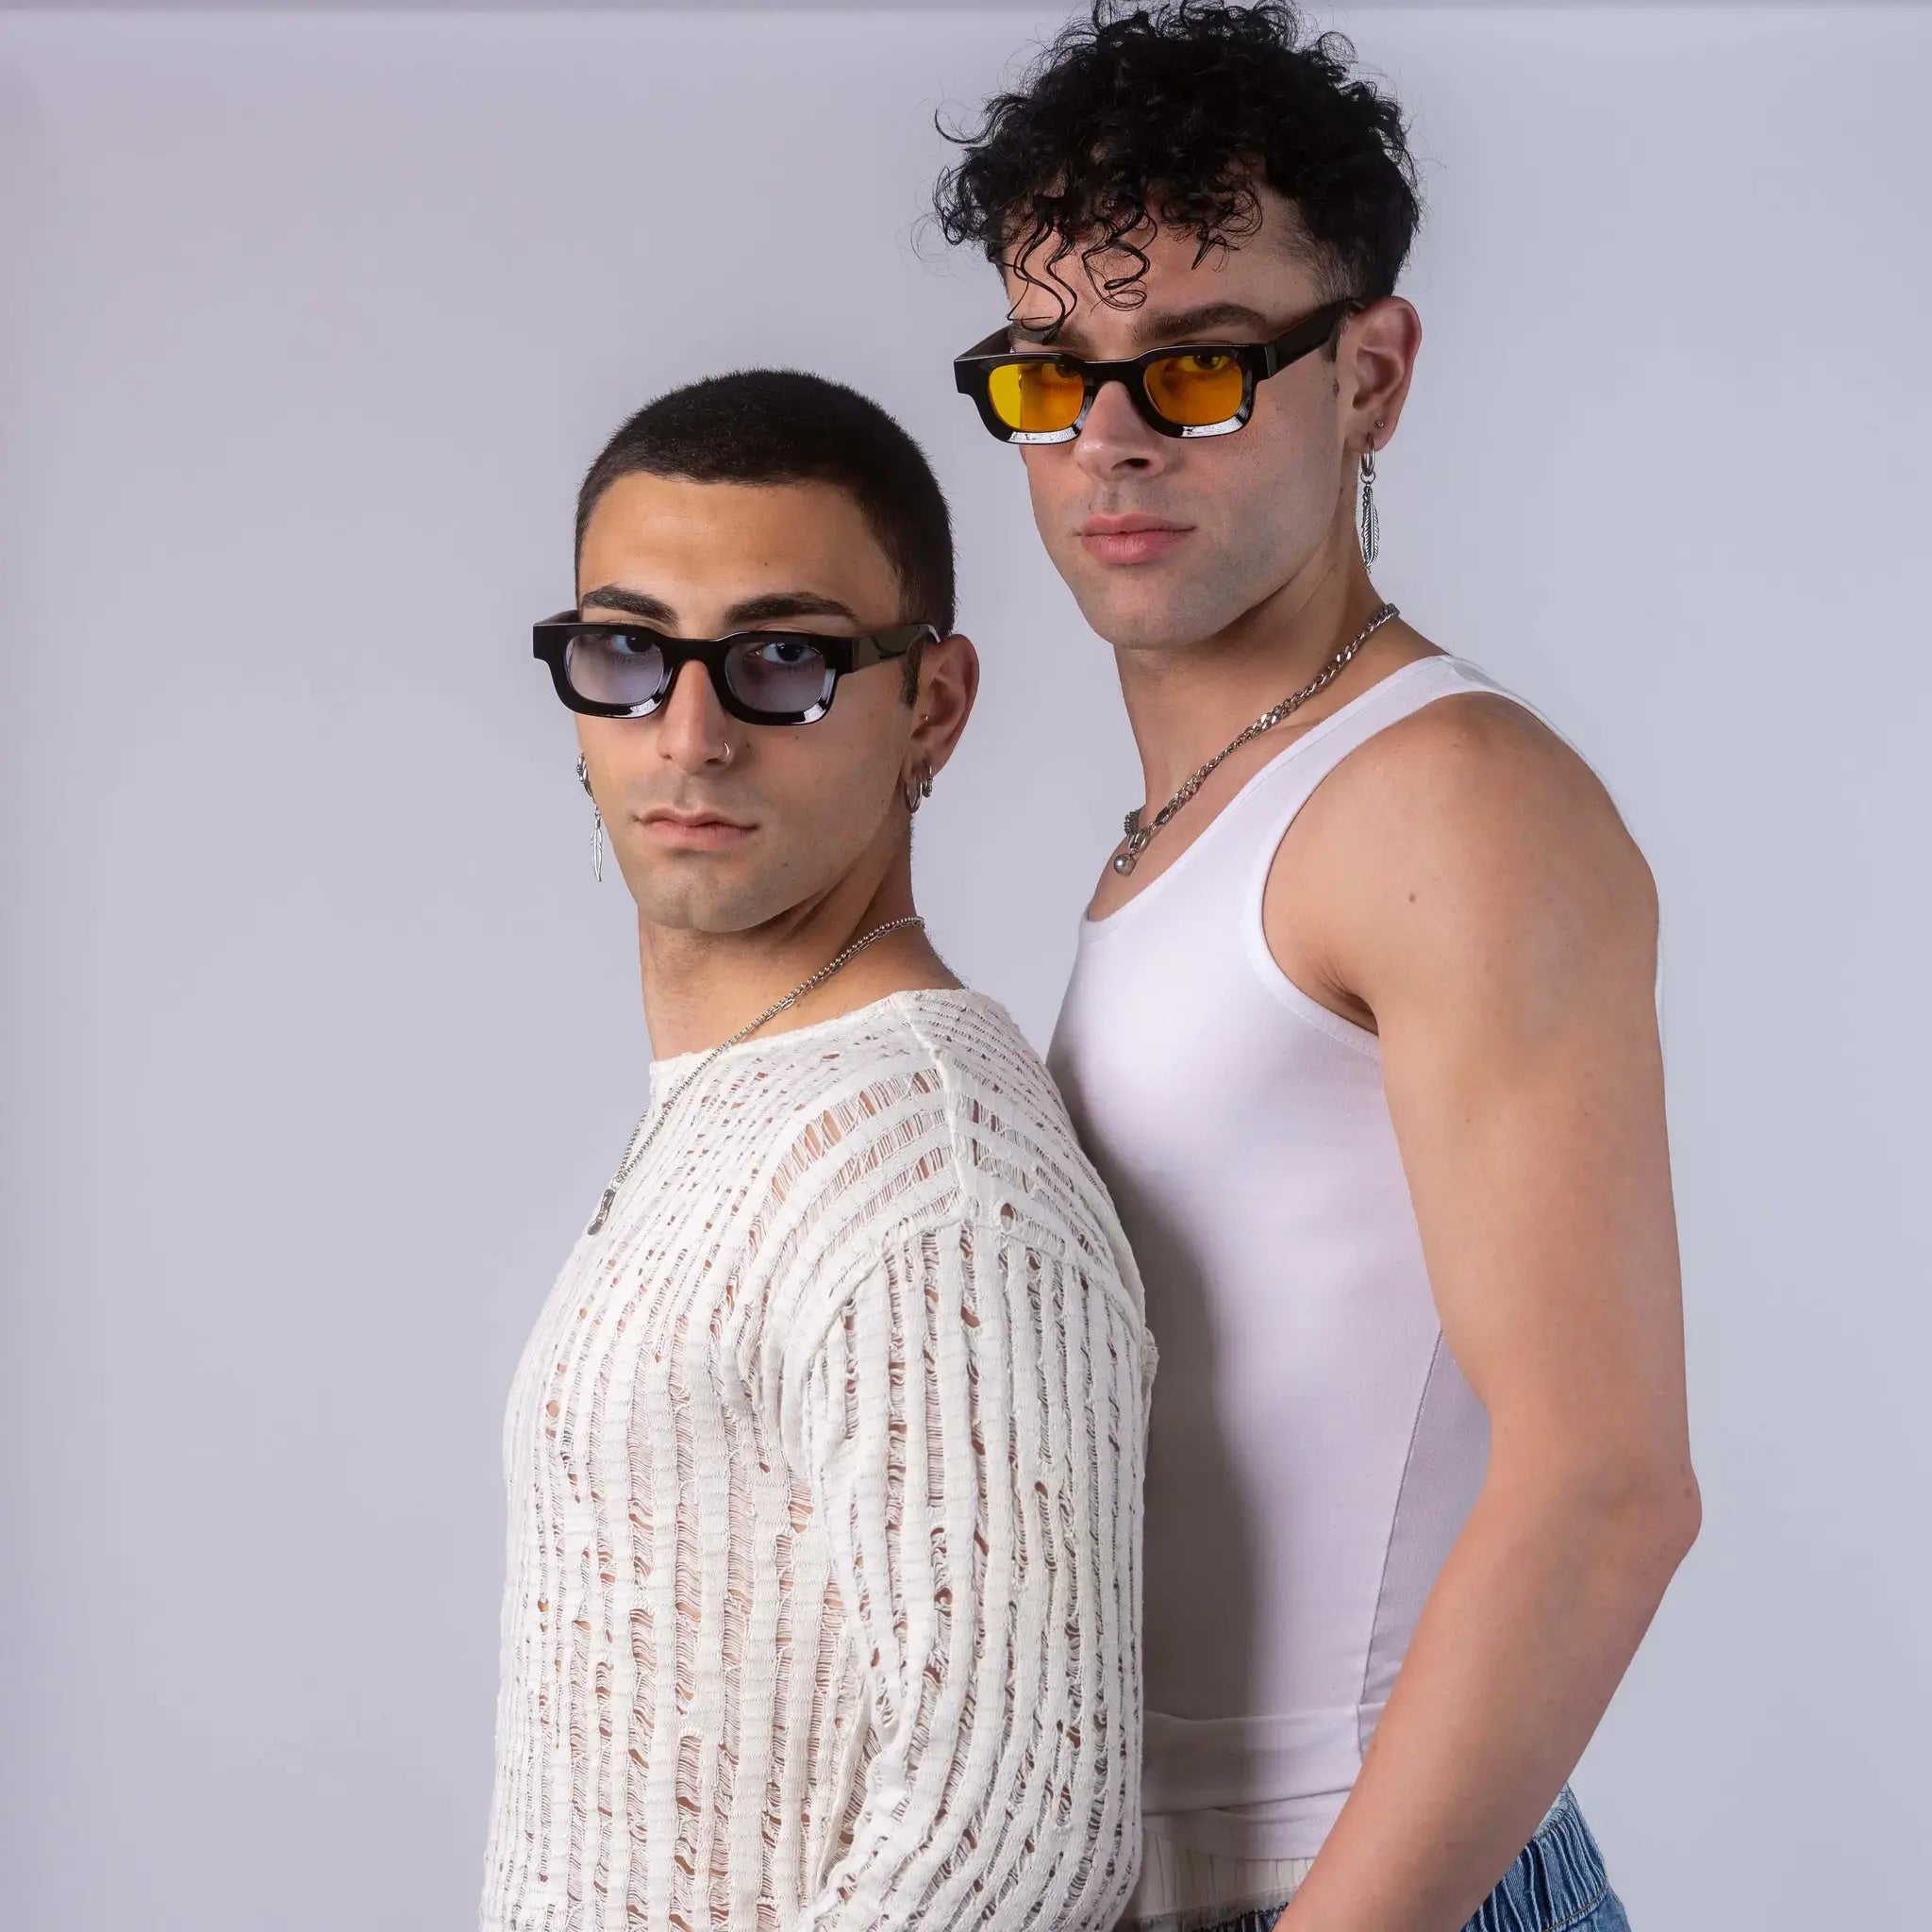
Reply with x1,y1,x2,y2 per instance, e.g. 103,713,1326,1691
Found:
482,370,1152,1931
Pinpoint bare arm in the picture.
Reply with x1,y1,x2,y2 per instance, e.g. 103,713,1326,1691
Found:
1266,694,1699,1932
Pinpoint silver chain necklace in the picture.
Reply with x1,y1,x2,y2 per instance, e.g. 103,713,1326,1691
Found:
584,913,926,1236
1112,602,1400,876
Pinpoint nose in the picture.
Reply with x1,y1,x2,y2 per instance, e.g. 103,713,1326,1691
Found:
654,659,738,774
1071,375,1173,484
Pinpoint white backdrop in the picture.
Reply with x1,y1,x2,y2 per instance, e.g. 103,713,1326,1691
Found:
1,6,1926,1927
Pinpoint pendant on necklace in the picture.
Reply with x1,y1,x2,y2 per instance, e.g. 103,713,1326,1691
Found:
586,1184,619,1237
1112,818,1153,875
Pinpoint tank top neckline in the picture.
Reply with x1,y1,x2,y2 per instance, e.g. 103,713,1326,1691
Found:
1079,653,1461,941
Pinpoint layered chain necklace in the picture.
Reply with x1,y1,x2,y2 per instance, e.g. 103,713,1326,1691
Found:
584,913,926,1236
1112,602,1400,876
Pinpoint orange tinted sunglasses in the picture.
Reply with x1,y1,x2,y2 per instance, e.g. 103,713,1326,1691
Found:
953,300,1355,444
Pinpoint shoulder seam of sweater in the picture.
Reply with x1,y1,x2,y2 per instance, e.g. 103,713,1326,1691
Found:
895,998,1148,1332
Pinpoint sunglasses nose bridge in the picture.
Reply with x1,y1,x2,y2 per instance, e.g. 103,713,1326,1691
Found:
1076,367,1174,457
652,653,738,758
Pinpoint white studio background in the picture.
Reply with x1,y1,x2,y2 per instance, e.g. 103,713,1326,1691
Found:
1,5,1925,1927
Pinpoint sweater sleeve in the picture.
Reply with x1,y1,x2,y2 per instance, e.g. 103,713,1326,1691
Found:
783,1211,1146,1930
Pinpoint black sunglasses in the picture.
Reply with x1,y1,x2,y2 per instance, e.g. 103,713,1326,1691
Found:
954,299,1357,443
532,612,938,726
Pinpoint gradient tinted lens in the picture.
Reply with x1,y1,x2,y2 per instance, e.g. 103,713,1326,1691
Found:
985,358,1086,435
1143,351,1247,426
724,636,833,717
567,630,668,708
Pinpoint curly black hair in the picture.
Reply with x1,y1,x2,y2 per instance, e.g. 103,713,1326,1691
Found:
933,1,1421,323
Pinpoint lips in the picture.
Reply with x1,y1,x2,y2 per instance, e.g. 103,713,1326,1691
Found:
1078,514,1193,565
637,808,754,851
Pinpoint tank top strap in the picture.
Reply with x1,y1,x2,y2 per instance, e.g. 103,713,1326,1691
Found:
1237,655,1564,885
1213,652,1662,1041
1222,655,1536,852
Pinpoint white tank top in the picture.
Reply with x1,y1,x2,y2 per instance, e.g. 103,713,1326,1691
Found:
1048,656,1545,1861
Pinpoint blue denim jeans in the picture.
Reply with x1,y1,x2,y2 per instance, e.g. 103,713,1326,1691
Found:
1184,1789,1628,1932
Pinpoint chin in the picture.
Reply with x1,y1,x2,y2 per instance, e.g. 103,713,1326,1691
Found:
640,846,861,938
1074,587,1218,655
627,868,761,935
1055,548,1191,645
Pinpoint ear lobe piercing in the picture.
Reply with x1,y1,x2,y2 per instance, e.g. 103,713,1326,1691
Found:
905,720,936,814
1358,420,1386,568
577,752,605,882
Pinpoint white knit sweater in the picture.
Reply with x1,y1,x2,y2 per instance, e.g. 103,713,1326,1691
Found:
482,989,1153,1931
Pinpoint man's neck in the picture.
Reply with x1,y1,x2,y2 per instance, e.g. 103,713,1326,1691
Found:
637,862,954,1062
1115,551,1396,806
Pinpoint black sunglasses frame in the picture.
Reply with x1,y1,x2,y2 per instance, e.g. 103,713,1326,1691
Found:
532,613,939,726
953,299,1358,444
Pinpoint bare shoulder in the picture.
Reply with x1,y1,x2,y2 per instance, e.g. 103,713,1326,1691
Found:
1269,691,1657,1025
1326,691,1638,853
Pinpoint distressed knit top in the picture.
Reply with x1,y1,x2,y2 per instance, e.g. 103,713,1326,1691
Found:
481,988,1154,1932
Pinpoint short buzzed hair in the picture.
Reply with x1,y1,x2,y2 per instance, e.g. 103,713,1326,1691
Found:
575,370,957,640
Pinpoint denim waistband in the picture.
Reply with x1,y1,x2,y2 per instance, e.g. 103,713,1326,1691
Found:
1468,1789,1614,1932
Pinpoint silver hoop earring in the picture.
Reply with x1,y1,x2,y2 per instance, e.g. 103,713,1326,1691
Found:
576,752,605,882
1358,442,1381,568
903,760,934,815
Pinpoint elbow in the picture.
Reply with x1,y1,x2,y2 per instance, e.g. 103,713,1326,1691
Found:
1587,1451,1704,1589
1618,1441,1701,1556
1670,1460,1704,1561
1665,1464,1703,1583
1495,1436,1703,1589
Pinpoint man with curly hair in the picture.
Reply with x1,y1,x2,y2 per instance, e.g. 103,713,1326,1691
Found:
937,7,1698,1930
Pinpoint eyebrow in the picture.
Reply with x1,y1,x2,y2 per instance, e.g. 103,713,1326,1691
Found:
578,585,675,625
1011,300,1279,356
721,591,863,629
576,584,863,631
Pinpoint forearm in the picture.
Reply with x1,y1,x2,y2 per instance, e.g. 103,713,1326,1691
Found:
1276,1452,1697,1932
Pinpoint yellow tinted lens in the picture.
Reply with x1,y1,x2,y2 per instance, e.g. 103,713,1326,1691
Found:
986,358,1086,434
1144,351,1245,426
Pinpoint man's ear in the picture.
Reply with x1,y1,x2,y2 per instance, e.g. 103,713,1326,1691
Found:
1341,294,1422,448
911,632,980,777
